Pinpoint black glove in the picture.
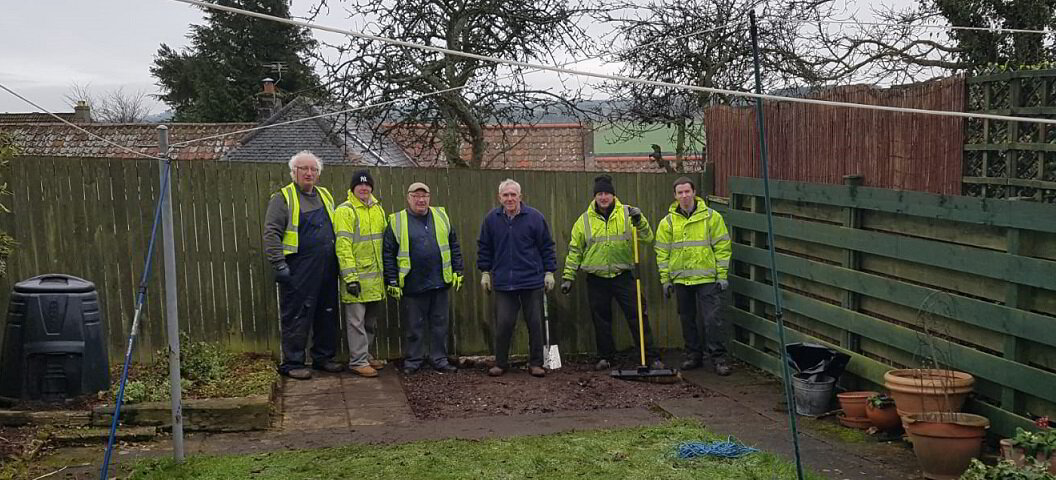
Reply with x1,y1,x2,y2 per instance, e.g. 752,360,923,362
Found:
560,280,572,295
663,283,674,299
346,281,361,296
628,206,642,225
274,264,292,285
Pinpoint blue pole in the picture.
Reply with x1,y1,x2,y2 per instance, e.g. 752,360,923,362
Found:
749,10,806,480
99,157,173,480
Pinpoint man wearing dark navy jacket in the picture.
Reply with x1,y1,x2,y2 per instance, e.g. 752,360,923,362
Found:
477,178,557,377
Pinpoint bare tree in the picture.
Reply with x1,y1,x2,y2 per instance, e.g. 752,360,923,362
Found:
316,0,593,168
597,0,846,172
63,83,153,123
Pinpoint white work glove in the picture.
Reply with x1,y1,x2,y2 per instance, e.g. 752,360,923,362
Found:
718,279,729,291
544,272,555,292
481,272,492,293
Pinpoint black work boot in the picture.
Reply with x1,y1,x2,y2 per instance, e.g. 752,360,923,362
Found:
680,357,704,370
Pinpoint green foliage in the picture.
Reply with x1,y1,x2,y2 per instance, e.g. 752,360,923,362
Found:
930,0,1056,72
867,394,895,409
151,0,320,122
961,459,1056,480
109,336,275,404
125,419,827,480
1012,427,1056,458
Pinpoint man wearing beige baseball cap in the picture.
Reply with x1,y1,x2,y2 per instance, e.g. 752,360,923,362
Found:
382,182,464,375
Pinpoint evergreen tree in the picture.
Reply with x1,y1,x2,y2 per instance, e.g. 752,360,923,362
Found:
151,0,320,122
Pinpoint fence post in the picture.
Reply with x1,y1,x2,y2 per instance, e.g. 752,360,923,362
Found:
1002,228,1027,414
840,175,863,356
158,126,185,461
745,191,769,351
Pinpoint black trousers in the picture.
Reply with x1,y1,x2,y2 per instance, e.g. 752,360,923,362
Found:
494,288,544,369
401,287,452,370
586,272,658,362
278,248,339,373
675,282,727,360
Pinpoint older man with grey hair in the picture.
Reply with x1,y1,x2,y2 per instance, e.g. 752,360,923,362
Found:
263,150,343,380
477,178,557,377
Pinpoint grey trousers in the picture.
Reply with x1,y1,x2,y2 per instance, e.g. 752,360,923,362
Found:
343,301,381,367
675,282,727,360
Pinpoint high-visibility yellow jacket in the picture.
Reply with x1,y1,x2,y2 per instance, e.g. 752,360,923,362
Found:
335,192,386,303
655,197,732,286
389,207,454,288
278,183,335,255
562,197,653,280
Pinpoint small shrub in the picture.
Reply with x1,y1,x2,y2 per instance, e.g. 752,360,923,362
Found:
1011,426,1056,459
961,458,1056,480
867,394,894,409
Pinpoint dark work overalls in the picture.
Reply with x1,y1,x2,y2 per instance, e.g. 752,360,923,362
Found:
278,204,339,373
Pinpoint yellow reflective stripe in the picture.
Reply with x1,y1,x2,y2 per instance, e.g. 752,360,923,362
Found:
622,205,632,239
580,212,592,246
657,262,669,269
337,231,355,239
673,240,712,248
655,242,673,250
358,271,381,279
340,267,357,276
714,234,731,243
671,269,717,278
581,264,633,273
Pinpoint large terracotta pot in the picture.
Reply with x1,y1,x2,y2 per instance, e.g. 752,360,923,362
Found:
884,369,974,417
838,391,879,419
904,412,989,480
865,403,902,432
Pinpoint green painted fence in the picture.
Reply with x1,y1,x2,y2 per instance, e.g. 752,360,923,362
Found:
717,176,1056,438
0,156,712,365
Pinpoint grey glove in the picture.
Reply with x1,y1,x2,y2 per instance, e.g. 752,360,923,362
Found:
346,281,361,296
718,279,729,291
663,283,674,299
274,264,292,285
628,206,643,225
560,279,572,295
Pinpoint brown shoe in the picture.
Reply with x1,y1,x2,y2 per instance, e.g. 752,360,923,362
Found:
529,366,546,378
368,359,385,370
488,366,505,377
349,365,378,378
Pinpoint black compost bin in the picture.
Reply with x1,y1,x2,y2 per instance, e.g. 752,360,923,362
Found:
0,274,109,401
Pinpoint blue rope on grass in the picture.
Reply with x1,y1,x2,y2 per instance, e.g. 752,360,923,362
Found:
677,437,759,459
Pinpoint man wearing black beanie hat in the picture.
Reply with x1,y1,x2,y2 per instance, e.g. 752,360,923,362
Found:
561,175,664,371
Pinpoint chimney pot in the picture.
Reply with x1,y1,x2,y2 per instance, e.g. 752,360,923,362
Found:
262,78,276,95
73,101,92,123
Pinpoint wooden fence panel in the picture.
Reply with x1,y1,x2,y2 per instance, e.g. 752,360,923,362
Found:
722,176,1056,439
1,157,713,368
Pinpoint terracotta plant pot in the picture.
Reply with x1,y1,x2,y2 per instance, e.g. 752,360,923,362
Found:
884,369,974,417
838,391,879,419
865,403,902,432
999,438,1056,474
904,412,989,480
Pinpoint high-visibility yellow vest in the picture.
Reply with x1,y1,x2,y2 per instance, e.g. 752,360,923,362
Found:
654,197,732,286
335,192,386,303
278,183,336,255
388,207,453,288
563,197,653,280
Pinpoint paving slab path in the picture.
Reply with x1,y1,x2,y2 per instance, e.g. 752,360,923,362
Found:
32,361,924,479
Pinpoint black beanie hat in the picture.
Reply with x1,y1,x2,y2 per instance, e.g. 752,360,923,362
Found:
351,170,374,190
593,175,615,195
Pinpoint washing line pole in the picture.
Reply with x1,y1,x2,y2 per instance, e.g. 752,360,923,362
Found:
159,126,186,461
748,11,806,480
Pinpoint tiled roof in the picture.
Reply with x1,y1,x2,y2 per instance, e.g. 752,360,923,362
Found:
0,112,76,124
0,122,254,161
222,98,416,167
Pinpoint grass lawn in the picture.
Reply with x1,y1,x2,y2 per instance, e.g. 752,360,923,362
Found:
126,419,823,480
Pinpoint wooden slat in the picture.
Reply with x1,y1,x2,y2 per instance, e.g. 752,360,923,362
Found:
729,176,1056,234
731,276,1056,403
726,209,1056,290
732,244,1056,348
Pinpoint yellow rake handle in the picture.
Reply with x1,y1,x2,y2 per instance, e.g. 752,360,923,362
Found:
632,225,646,367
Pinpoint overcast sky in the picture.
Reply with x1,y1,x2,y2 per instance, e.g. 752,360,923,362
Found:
0,0,915,115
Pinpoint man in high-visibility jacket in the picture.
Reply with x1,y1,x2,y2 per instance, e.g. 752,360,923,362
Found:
262,151,343,380
655,176,734,376
560,175,664,371
335,170,388,378
382,182,464,376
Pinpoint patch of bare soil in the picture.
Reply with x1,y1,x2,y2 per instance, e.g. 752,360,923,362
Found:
401,361,713,420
